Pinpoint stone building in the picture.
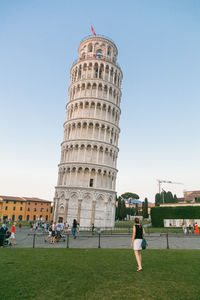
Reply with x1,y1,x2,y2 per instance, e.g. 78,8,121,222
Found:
53,34,123,228
0,195,52,222
183,190,200,202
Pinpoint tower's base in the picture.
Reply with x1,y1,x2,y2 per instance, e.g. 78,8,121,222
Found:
53,187,116,228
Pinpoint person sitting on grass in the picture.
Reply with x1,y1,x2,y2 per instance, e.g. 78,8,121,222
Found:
131,218,145,272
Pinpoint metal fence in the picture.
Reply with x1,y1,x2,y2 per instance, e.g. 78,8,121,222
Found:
1,228,200,250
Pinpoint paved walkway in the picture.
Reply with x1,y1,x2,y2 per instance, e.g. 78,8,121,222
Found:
6,227,200,249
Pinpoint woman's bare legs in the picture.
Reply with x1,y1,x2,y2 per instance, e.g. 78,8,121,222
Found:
134,250,142,270
139,251,142,268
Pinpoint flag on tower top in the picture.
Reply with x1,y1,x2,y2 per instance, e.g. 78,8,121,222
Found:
91,26,96,36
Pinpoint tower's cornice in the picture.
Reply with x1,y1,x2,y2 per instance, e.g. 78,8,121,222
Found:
61,139,119,152
66,97,121,113
63,117,120,132
58,161,118,173
78,34,118,54
71,56,122,74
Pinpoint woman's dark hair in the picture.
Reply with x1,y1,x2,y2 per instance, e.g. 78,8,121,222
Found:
135,217,140,224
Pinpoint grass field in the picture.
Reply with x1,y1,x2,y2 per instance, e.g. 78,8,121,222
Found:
1,249,200,300
103,227,183,234
115,220,151,227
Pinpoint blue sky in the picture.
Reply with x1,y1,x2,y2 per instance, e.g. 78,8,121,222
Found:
0,0,200,202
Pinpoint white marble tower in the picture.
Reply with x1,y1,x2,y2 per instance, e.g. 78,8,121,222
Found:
53,35,123,228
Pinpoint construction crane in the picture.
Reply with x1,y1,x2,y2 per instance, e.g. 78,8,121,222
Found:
157,179,183,194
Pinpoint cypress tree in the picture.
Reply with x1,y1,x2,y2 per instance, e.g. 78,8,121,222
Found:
155,193,161,206
117,197,122,220
121,200,127,220
142,201,145,217
135,203,139,215
173,194,178,203
166,191,173,203
144,198,149,218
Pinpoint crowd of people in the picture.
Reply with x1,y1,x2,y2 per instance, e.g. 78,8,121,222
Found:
43,219,80,244
0,219,82,247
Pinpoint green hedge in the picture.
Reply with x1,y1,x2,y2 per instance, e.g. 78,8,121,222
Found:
151,206,200,227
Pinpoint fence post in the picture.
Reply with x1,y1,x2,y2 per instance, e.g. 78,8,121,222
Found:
98,233,101,248
66,234,69,248
166,232,169,249
33,233,36,248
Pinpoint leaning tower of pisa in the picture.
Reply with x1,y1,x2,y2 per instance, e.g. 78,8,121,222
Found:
53,34,123,228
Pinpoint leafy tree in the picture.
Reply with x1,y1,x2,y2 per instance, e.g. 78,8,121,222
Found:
155,191,178,206
121,192,139,200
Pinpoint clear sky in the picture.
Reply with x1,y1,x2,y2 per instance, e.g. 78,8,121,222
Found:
0,0,200,202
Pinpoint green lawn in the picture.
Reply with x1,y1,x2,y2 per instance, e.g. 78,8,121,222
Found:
115,220,151,227
103,227,183,234
1,249,200,300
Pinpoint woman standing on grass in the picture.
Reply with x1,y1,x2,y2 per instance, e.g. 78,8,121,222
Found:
131,218,145,272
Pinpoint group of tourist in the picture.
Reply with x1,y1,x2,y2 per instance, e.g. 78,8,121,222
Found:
182,223,200,235
30,221,50,231
44,219,80,244
0,222,17,247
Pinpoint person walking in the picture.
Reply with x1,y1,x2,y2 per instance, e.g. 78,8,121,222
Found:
19,222,22,232
56,220,63,242
76,223,80,235
45,223,52,243
91,223,95,235
10,222,16,245
72,219,77,239
131,218,145,272
50,222,56,244
195,223,199,235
